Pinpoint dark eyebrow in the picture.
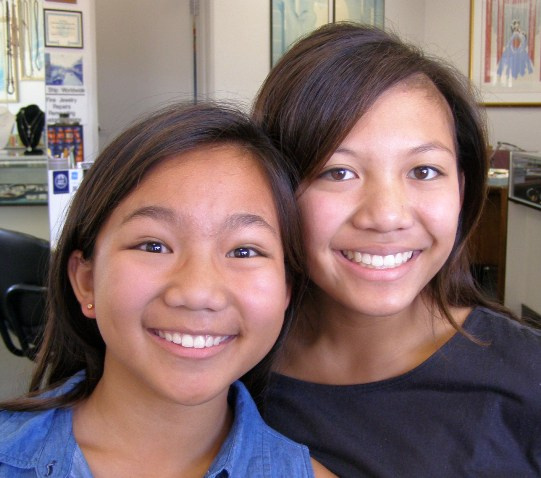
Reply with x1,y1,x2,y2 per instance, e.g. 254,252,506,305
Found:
121,207,278,236
223,213,278,236
335,141,455,157
121,206,177,225
408,141,455,157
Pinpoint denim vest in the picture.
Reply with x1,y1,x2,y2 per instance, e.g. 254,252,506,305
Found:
0,374,314,477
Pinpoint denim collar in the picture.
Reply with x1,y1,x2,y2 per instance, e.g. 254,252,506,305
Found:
0,375,282,477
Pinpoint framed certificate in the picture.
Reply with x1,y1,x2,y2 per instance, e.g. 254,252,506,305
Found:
44,9,83,49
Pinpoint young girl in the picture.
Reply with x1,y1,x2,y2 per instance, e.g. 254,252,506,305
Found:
253,23,541,477
0,103,334,477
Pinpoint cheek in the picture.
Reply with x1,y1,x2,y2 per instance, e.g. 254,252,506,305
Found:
299,192,341,250
421,192,461,247
93,257,151,311
242,269,289,336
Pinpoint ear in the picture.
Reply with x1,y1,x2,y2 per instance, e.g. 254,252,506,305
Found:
68,250,96,318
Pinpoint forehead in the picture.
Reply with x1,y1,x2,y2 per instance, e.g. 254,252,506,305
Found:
348,76,456,142
115,144,279,226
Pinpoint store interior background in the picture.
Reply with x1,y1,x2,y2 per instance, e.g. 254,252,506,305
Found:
1,0,540,399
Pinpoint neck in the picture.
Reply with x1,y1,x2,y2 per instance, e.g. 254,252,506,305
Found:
279,292,470,385
73,372,232,478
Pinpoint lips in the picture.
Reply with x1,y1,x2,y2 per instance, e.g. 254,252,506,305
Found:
341,250,414,269
155,330,231,349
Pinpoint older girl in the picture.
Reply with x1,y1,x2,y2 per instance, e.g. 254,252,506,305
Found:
253,23,541,477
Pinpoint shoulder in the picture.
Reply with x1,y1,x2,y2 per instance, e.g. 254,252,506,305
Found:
460,307,541,392
0,406,76,476
467,306,541,348
217,381,314,477
0,375,83,477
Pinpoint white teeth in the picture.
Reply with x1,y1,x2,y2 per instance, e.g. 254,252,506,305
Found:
342,250,414,269
181,335,193,348
193,336,205,349
157,331,229,349
372,255,384,267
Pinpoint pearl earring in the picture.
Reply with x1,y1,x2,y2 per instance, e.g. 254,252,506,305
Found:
87,303,94,310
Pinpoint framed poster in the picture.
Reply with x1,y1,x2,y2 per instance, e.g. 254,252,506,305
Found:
335,0,384,25
271,0,385,66
44,9,83,48
271,0,329,66
470,0,541,106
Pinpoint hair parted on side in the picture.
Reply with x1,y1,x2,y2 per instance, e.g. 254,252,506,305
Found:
253,22,510,334
1,102,305,411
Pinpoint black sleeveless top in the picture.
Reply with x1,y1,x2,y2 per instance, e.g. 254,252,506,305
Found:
262,307,541,477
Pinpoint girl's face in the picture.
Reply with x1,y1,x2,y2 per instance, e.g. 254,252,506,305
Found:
297,81,461,320
69,145,290,406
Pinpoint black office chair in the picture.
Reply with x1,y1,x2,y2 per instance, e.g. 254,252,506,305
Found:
0,228,50,360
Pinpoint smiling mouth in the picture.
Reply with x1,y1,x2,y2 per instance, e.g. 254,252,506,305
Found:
156,330,231,349
341,250,414,269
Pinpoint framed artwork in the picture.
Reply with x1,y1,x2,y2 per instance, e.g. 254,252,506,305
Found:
470,0,541,106
44,9,83,48
271,0,385,66
335,0,384,25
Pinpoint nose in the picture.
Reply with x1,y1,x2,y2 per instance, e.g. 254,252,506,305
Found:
162,255,229,312
351,178,414,232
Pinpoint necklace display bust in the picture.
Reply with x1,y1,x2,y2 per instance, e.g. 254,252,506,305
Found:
16,104,45,155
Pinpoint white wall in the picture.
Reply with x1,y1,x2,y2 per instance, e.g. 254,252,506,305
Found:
95,0,194,150
197,0,270,109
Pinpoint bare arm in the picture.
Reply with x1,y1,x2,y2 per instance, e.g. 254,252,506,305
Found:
311,458,339,478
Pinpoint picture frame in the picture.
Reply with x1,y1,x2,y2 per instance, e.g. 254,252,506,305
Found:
271,0,384,66
335,0,384,25
470,0,541,106
271,0,329,66
44,9,83,49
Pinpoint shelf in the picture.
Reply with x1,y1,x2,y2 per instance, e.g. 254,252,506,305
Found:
0,153,48,168
0,153,48,206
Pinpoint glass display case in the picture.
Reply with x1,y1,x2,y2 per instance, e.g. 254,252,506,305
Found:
0,153,48,205
509,152,541,211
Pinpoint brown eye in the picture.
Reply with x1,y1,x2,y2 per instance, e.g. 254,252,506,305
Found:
321,168,357,181
409,166,439,180
226,247,260,258
331,169,348,180
145,242,164,253
136,241,171,253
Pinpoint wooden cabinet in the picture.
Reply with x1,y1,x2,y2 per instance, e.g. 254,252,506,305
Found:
469,185,508,303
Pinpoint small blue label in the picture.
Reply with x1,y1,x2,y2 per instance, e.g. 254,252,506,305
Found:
53,171,69,194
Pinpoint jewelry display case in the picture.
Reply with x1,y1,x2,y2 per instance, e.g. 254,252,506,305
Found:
0,153,48,205
509,152,541,211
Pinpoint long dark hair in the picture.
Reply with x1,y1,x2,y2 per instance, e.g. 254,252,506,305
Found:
2,102,305,411
253,22,511,334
